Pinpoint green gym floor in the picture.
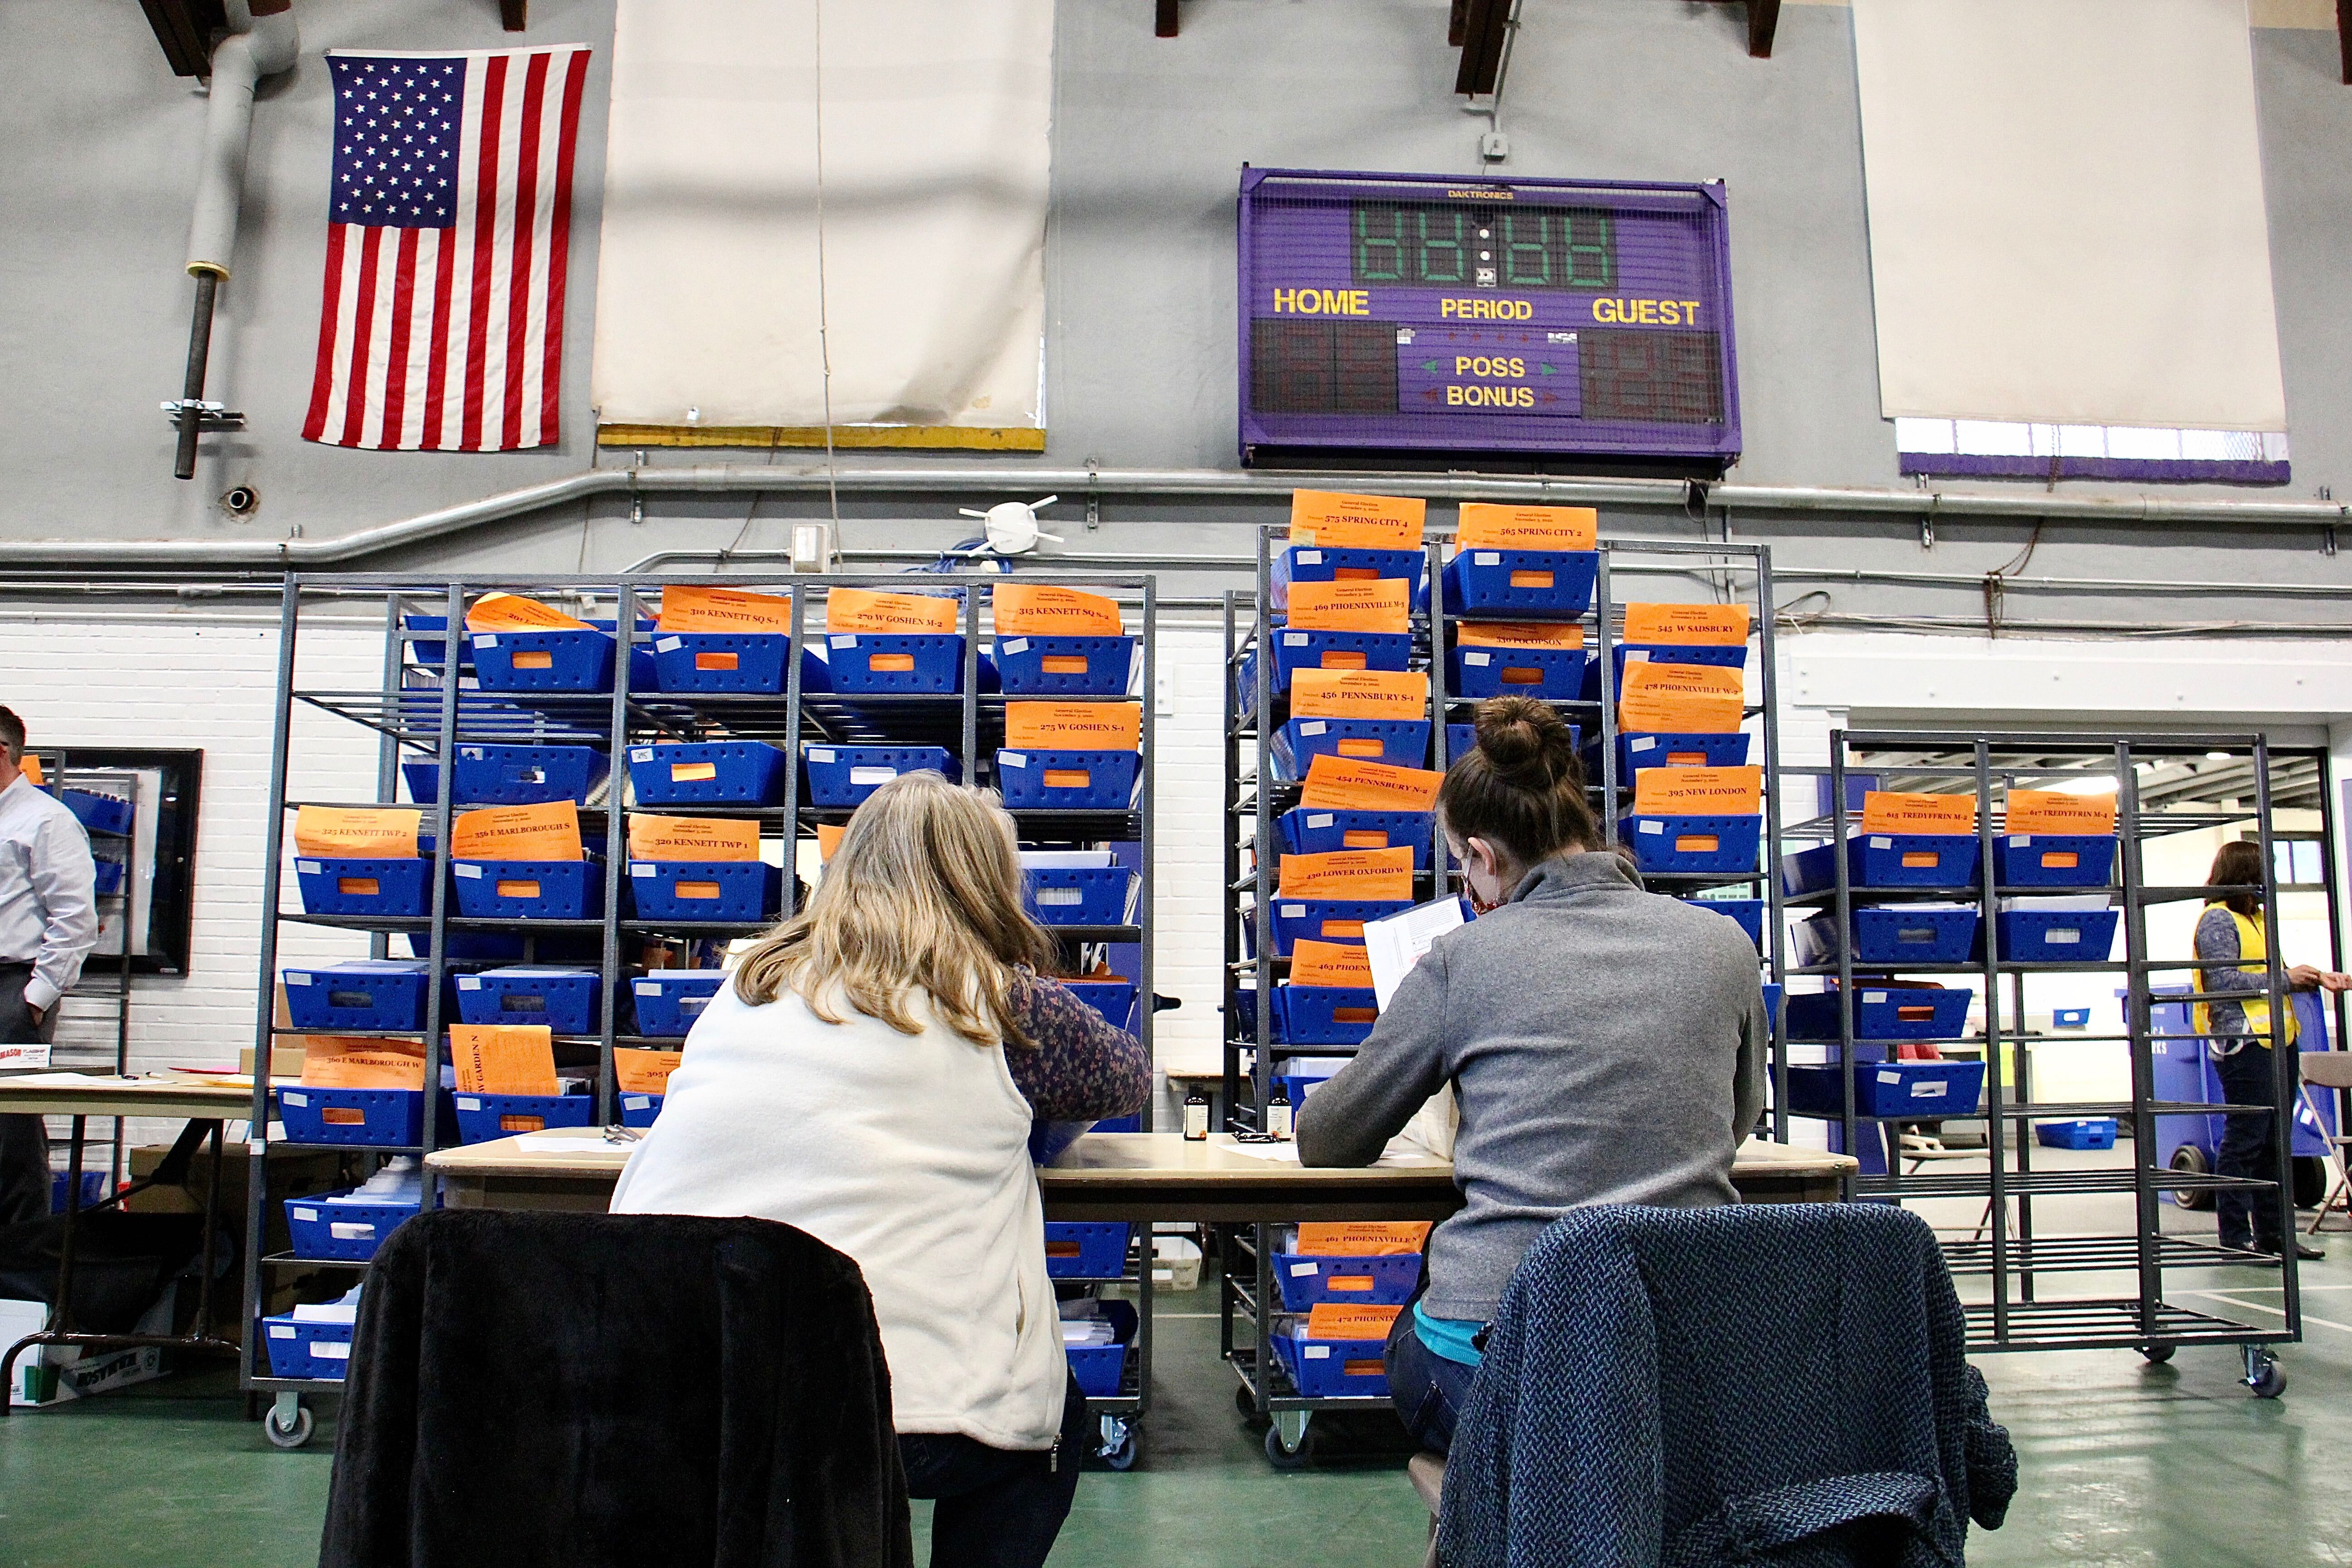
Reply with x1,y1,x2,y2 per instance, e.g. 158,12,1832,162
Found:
5,1249,2351,1568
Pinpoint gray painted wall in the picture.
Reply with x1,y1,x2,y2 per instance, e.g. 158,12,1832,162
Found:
4,0,2352,633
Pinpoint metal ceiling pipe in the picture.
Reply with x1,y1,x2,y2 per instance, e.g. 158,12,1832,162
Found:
174,0,298,480
15,461,2352,567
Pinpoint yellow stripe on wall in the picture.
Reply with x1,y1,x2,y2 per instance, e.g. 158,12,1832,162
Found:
598,424,1049,453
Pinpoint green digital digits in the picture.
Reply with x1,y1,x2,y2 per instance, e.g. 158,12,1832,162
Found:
1353,206,1406,283
1416,208,1466,284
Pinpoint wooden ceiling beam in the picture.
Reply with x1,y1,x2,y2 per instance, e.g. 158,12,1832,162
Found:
501,0,528,31
1156,0,1179,38
1748,0,1781,59
135,0,226,78
1455,0,1510,96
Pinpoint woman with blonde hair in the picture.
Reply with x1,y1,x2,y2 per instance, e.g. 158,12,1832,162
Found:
612,771,1148,1568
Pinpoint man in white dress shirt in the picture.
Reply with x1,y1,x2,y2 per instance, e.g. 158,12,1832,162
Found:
0,706,99,1228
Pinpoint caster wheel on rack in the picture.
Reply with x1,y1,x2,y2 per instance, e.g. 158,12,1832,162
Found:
2170,1147,2215,1211
2138,1344,2175,1364
1097,1415,1138,1471
265,1401,315,1450
1236,1383,1266,1421
2243,1347,2287,1399
1265,1422,1315,1470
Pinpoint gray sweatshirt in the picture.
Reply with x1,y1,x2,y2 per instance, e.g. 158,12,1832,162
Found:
1296,850,1768,1323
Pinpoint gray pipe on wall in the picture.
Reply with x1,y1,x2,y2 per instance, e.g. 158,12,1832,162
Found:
185,0,299,280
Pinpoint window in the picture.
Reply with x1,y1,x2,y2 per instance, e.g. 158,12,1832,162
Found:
1895,420,2289,485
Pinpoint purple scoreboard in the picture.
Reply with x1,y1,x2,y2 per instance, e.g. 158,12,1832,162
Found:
1237,169,1741,476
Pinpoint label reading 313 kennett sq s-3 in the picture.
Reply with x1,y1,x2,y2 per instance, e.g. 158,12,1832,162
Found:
1238,169,1741,475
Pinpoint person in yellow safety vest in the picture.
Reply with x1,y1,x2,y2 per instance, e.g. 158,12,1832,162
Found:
2192,839,2351,1260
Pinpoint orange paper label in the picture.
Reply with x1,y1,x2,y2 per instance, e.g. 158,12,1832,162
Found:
299,1036,426,1090
1454,502,1597,551
614,1048,683,1095
1277,846,1415,900
1305,1302,1402,1340
628,814,761,862
1632,764,1764,817
815,823,846,862
1289,668,1429,720
451,800,583,863
1289,490,1426,549
1455,621,1584,649
1861,791,1978,834
2005,789,2117,836
1289,940,1374,988
465,591,589,632
1005,701,1142,751
1617,662,1744,734
993,583,1122,637
450,1024,559,1095
1284,579,1411,633
1296,1221,1431,1256
1622,602,1751,646
825,586,960,635
20,756,41,785
1298,755,1443,812
294,805,421,860
657,583,792,634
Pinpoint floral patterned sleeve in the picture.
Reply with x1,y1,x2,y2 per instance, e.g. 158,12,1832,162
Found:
1003,972,1150,1122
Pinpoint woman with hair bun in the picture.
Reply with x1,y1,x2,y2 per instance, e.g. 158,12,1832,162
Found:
1296,695,1767,1455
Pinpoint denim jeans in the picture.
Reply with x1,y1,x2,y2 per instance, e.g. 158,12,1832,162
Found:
897,1370,1091,1568
1385,1307,1480,1456
2214,1043,2297,1250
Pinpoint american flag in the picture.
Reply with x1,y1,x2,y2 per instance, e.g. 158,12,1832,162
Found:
303,46,591,452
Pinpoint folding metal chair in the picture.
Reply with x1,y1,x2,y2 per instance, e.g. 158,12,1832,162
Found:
2299,1051,2352,1235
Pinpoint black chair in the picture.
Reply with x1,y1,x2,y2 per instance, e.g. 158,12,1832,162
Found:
320,1209,912,1568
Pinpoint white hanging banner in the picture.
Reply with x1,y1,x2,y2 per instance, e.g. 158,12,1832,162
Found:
1851,0,2287,431
591,0,1050,436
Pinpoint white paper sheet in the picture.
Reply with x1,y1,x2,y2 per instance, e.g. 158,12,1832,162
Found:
1363,897,1469,1010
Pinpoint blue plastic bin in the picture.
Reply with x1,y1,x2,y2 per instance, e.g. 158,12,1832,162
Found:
1273,543,1428,613
1586,642,1746,699
1785,985,1973,1042
649,632,799,695
630,970,728,1036
1448,642,1590,700
1782,834,1983,895
262,1315,355,1381
1272,1330,1392,1399
627,741,790,807
453,966,602,1035
1682,898,1765,951
473,626,656,694
1279,806,1434,868
50,1171,107,1213
402,613,472,671
1276,986,1380,1045
1023,866,1139,926
451,859,603,921
432,744,607,806
1273,1253,1422,1312
995,749,1141,810
1994,834,2118,889
1267,628,1414,693
89,859,124,897
62,789,134,837
803,744,958,808
2053,1006,2092,1029
1441,547,1598,618
627,860,782,924
1612,732,1751,777
277,1085,429,1148
285,1191,421,1262
452,1090,596,1145
992,635,1137,696
1786,1059,1987,1118
281,960,433,1032
1796,907,1980,967
2036,1117,2118,1150
619,1092,665,1129
1062,980,1140,1034
1993,907,2119,963
1064,1300,1137,1397
1264,899,1414,956
1270,718,1430,779
1620,815,1761,875
820,632,976,694
1272,1073,1333,1107
1045,1222,1131,1280
294,856,432,919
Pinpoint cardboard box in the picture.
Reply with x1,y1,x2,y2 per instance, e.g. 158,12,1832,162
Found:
3,1291,172,1407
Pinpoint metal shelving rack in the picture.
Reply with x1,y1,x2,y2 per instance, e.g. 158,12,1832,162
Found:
245,572,1159,1456
1784,730,2309,1391
1217,525,1788,1465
